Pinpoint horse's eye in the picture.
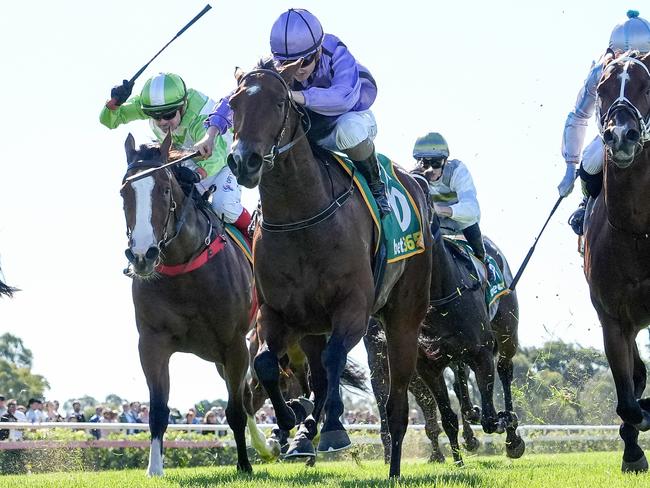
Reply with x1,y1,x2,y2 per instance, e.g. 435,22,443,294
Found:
164,187,171,195
277,101,284,109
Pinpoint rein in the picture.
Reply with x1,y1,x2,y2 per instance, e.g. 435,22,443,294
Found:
238,69,312,170
598,54,650,239
238,68,355,233
123,160,216,271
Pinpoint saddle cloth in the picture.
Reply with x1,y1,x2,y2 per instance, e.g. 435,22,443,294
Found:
443,236,509,320
332,153,425,263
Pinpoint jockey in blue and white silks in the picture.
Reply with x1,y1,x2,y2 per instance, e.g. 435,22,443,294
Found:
199,8,391,217
412,132,486,262
558,10,650,235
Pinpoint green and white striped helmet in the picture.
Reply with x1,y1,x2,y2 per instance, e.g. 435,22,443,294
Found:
140,73,187,116
413,132,450,159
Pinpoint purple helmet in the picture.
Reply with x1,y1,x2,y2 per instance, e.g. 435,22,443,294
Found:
270,8,324,61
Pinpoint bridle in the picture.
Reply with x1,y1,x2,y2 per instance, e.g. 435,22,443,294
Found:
122,160,211,257
236,69,311,170
597,55,650,239
598,54,650,150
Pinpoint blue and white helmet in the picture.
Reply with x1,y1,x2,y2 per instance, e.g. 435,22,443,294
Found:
609,10,650,53
270,8,324,61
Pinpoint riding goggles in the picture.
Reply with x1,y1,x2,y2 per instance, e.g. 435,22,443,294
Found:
149,110,179,121
275,51,319,69
417,157,446,169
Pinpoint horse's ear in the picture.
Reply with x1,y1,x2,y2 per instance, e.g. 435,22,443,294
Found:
160,132,172,164
278,59,301,85
125,133,136,164
234,66,245,84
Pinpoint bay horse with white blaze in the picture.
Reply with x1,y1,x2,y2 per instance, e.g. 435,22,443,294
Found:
120,134,278,476
585,51,650,473
227,60,432,477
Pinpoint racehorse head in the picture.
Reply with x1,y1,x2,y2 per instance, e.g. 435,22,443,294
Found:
227,60,302,188
598,51,650,167
120,133,181,277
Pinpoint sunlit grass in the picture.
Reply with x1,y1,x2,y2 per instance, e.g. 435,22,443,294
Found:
1,452,649,487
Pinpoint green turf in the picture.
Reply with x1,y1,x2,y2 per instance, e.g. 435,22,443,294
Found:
0,452,648,487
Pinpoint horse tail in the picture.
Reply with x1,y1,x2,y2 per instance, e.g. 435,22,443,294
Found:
341,357,370,393
0,280,18,298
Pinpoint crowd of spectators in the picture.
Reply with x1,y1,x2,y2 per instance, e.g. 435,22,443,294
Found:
0,394,283,440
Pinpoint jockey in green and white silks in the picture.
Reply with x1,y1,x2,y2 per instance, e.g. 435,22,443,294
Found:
558,10,650,236
100,73,251,235
412,132,487,262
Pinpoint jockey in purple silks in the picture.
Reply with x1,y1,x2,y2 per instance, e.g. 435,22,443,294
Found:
197,8,391,217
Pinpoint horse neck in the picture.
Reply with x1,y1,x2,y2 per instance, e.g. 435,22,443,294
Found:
258,124,333,223
430,237,464,299
161,193,208,266
604,146,650,233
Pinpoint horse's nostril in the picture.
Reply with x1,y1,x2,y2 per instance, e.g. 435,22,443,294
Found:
145,247,160,260
603,130,616,146
625,128,640,144
125,248,136,263
227,154,239,177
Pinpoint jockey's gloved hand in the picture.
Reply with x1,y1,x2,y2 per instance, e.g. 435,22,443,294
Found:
557,162,577,197
176,166,202,185
110,80,134,106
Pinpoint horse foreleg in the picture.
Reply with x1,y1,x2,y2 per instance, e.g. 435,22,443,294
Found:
417,358,463,466
284,335,327,459
317,334,353,452
409,371,445,463
364,319,391,464
469,347,501,434
139,338,171,477
384,321,420,477
603,322,649,472
254,306,296,432
221,338,256,472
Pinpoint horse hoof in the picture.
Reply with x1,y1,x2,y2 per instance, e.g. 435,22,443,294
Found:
237,462,253,474
284,434,316,459
622,454,648,473
464,436,480,452
506,436,525,459
264,438,282,461
317,430,352,452
305,456,317,467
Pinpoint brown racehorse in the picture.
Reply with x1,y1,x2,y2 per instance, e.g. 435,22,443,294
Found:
366,229,522,466
585,51,650,473
120,134,278,477
227,60,432,477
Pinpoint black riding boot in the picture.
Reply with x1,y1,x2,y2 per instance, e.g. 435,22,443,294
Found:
462,223,486,261
463,223,494,282
569,166,603,236
353,153,392,218
568,196,588,236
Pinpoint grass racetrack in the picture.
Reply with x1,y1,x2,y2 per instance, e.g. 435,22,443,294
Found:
1,452,649,487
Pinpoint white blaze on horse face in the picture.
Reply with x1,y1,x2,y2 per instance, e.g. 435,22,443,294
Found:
131,177,157,255
146,438,164,477
246,84,261,96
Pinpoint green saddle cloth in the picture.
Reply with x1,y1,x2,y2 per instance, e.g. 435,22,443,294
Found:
332,153,425,263
443,237,508,313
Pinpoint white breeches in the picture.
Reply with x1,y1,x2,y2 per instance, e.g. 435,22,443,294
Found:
317,110,378,151
195,166,243,223
581,136,604,175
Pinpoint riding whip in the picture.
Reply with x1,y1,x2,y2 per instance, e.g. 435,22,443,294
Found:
106,4,212,110
508,194,565,292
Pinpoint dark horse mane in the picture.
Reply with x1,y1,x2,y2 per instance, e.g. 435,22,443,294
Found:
129,143,188,166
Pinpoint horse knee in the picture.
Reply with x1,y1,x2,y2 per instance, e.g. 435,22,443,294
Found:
617,402,643,424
